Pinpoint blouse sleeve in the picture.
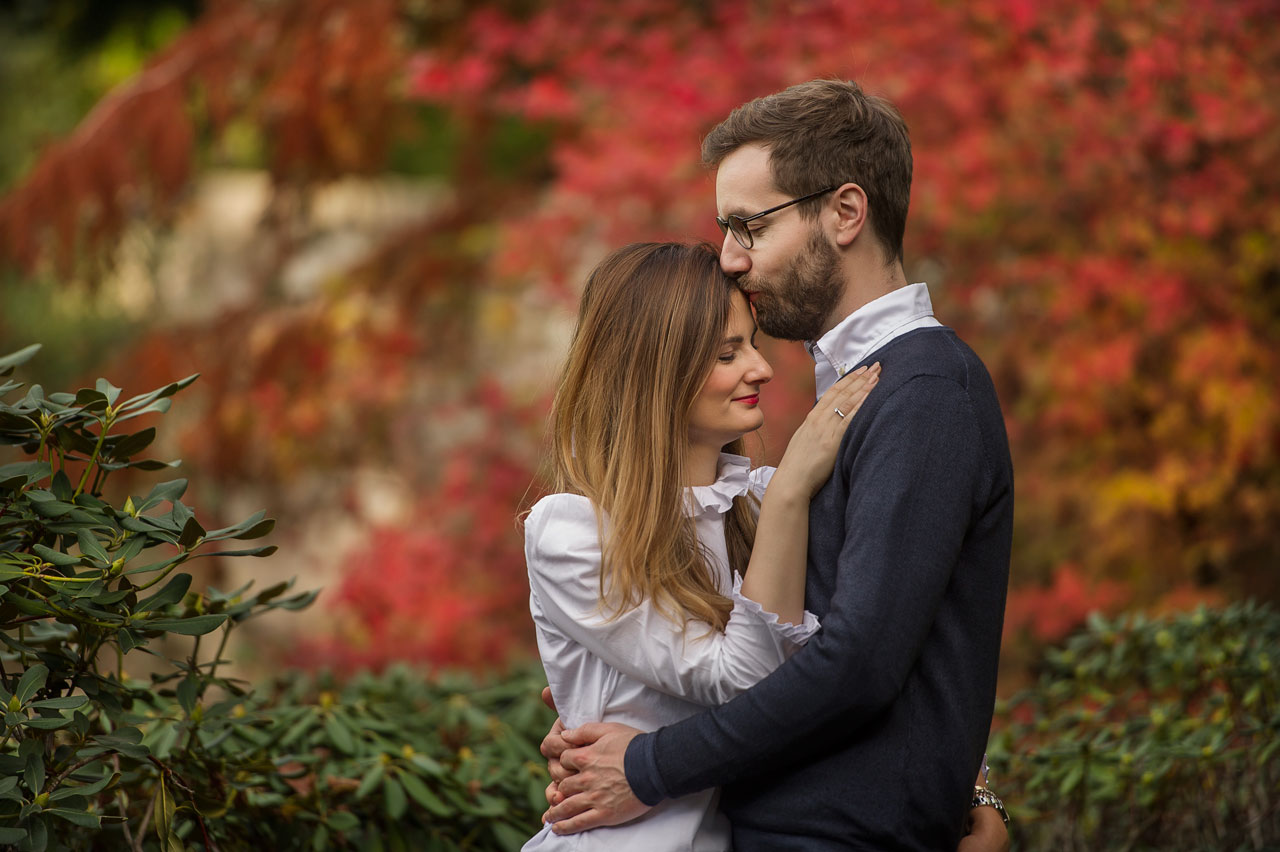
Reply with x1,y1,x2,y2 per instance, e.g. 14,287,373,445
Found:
526,494,815,708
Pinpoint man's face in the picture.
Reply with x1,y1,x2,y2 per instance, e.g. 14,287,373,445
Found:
715,144,843,342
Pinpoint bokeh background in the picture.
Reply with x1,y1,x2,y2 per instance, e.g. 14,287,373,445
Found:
1,0,1278,845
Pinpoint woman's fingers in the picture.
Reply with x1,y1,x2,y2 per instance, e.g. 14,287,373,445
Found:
838,366,880,419
816,363,870,403
836,362,880,396
826,362,880,424
818,362,881,404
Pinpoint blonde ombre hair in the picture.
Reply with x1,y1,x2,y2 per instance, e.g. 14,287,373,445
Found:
550,242,758,633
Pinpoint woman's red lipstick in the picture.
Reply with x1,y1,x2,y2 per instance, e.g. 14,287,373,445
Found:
733,394,760,406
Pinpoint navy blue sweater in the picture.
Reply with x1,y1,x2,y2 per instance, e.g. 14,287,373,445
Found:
625,327,1013,851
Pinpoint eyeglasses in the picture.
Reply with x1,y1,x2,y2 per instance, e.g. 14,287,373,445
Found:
715,186,840,250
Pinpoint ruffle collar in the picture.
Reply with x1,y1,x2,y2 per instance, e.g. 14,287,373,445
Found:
684,453,752,516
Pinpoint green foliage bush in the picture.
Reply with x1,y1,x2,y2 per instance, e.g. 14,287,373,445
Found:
208,666,554,851
0,345,553,850
989,602,1280,851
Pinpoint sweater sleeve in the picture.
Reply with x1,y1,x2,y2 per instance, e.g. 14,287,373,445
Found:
625,376,986,804
526,494,816,709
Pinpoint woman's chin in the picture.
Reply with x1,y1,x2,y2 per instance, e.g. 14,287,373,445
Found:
727,417,765,444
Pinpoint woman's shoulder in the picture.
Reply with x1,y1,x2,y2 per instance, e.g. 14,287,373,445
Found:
525,493,601,559
528,492,596,525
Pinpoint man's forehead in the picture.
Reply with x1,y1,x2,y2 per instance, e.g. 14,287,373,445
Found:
714,143,780,213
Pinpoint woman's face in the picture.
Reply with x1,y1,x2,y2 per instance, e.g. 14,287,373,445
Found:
688,290,774,451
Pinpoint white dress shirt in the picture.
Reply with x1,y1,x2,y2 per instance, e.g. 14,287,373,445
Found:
807,282,942,396
523,453,819,852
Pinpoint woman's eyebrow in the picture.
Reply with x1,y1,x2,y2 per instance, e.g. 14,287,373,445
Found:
722,335,745,345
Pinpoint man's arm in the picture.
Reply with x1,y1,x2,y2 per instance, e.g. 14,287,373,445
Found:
549,723,1010,852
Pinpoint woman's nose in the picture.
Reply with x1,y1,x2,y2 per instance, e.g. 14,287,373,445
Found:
748,352,773,385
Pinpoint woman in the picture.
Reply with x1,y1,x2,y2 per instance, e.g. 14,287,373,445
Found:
523,243,1001,850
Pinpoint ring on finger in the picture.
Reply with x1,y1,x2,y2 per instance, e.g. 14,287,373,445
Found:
834,407,846,418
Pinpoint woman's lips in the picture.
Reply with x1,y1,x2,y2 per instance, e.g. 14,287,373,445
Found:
733,394,760,406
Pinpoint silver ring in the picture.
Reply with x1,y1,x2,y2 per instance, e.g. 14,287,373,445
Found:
834,407,846,418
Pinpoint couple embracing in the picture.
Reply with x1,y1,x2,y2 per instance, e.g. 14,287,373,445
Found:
522,80,1013,851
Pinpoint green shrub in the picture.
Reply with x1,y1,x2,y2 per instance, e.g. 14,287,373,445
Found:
989,601,1280,851
206,665,554,850
0,343,307,850
0,344,554,851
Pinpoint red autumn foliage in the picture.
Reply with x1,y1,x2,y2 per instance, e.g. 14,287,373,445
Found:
289,437,538,672
2,0,1278,673
1003,563,1130,644
0,0,401,278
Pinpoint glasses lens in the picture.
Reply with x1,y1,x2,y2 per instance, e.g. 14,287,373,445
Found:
728,216,753,249
715,217,729,236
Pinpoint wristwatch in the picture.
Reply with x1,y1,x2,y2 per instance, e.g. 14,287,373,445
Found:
972,786,1009,824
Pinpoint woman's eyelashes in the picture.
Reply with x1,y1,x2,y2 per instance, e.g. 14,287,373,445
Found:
719,336,761,363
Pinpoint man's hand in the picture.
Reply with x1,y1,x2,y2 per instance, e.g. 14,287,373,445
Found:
541,722,652,834
957,804,1010,852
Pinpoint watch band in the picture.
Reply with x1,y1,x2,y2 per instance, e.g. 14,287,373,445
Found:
972,785,1010,824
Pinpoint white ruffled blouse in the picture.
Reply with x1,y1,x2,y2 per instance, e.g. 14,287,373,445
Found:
522,453,820,852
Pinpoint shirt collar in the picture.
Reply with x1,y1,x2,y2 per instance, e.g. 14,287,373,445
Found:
806,282,937,395
684,453,752,517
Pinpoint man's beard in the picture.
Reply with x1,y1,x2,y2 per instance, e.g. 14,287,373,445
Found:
747,229,843,342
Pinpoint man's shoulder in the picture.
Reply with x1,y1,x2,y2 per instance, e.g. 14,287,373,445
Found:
872,325,968,360
869,327,994,389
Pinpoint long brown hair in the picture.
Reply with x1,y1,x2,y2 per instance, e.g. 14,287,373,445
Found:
550,242,758,633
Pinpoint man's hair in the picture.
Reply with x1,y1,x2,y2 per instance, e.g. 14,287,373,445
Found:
702,79,913,263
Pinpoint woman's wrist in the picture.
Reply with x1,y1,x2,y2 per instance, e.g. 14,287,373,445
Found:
761,468,816,505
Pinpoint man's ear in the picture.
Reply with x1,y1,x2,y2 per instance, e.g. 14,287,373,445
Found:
832,183,869,247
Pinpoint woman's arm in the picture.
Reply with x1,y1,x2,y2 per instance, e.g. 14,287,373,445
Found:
527,494,806,708
739,364,880,624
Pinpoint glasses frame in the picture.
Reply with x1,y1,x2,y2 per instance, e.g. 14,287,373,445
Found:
716,185,840,250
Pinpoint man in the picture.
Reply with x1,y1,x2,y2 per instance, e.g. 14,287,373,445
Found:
541,79,1013,851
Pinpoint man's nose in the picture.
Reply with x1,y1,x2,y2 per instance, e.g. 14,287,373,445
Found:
719,231,751,277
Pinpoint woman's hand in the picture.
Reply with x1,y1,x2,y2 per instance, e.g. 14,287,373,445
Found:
772,363,881,498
